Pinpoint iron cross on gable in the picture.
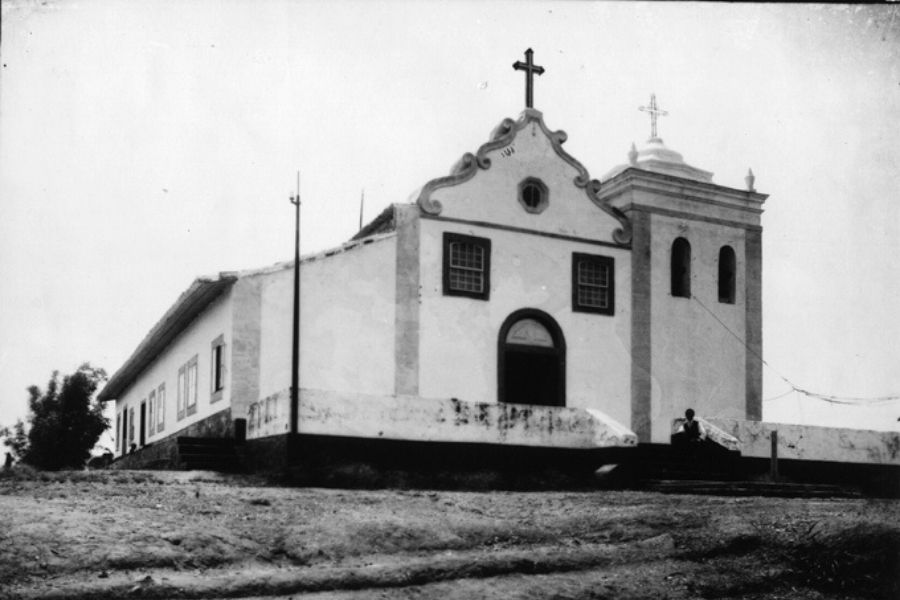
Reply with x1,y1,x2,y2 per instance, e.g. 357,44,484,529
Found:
639,93,668,140
513,48,545,109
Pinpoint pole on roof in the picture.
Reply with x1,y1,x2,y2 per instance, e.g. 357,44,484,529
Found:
290,171,301,438
359,189,365,231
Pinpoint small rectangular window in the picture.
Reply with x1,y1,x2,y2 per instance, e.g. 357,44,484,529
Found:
157,384,166,431
128,407,135,443
214,346,224,390
148,390,156,436
177,367,185,420
572,253,615,315
211,335,226,402
186,356,198,416
121,410,127,454
443,232,491,300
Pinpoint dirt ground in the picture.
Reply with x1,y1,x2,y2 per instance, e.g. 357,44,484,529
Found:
1,468,898,600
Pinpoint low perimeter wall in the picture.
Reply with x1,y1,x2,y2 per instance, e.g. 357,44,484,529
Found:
705,418,900,466
247,388,637,450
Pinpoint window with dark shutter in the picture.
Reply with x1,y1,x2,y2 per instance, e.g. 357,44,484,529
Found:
211,335,226,402
572,253,615,315
443,232,491,300
718,245,736,304
671,237,692,298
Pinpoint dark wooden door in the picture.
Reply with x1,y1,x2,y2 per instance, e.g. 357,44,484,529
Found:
139,402,146,447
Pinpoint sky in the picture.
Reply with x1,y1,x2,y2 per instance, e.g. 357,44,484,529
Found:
1,1,899,440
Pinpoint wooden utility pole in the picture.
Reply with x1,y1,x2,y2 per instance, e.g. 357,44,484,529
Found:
289,172,301,437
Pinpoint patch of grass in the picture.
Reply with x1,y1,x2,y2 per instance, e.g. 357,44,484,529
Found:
792,522,900,597
0,463,42,480
0,465,164,485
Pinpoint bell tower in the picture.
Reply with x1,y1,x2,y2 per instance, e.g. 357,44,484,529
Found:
598,95,768,443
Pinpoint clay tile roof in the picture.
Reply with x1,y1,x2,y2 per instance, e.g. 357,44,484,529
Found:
98,273,238,402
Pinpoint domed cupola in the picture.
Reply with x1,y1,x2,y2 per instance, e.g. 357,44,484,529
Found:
603,93,713,183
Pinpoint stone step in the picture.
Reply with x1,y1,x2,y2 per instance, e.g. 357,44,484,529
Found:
176,437,240,472
641,479,862,498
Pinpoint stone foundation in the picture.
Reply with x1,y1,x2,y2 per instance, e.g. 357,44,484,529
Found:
111,408,233,470
256,432,625,489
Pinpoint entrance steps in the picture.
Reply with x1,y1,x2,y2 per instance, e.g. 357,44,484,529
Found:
620,443,862,498
176,437,240,471
627,442,744,481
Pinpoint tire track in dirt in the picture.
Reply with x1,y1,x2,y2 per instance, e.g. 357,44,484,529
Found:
6,535,680,599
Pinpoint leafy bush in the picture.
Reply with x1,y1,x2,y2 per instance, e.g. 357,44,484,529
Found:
3,364,109,470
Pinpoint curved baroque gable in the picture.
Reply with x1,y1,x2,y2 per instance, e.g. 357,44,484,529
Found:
416,109,631,245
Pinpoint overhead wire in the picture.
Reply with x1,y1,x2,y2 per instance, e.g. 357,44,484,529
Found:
691,295,900,406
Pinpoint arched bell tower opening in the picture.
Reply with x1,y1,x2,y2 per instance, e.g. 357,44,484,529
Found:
498,309,566,407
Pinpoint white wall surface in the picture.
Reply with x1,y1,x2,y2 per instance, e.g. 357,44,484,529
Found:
429,112,625,241
256,236,397,405
114,291,233,455
649,215,749,442
417,219,632,426
707,418,900,466
249,387,637,449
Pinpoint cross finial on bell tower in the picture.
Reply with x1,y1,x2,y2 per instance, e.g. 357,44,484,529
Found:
512,48,545,109
639,93,668,140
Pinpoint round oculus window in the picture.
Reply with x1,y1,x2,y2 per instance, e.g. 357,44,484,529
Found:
517,177,548,214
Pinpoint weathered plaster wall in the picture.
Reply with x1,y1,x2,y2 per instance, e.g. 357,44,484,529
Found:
417,219,632,426
707,418,900,466
230,275,263,427
394,205,420,395
249,388,637,449
648,214,749,442
744,230,763,420
429,115,625,241
255,236,397,412
115,291,234,456
629,210,653,441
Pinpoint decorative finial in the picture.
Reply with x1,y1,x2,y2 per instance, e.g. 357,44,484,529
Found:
512,48,545,109
628,142,638,166
745,168,755,192
639,93,668,140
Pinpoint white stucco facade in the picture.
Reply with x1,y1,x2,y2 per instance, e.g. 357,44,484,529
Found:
429,115,624,243
112,288,234,456
256,235,397,403
414,109,633,428
599,140,767,443
417,220,632,425
648,215,749,441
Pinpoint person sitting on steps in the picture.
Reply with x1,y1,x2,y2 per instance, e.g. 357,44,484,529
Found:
681,408,706,442
672,407,707,448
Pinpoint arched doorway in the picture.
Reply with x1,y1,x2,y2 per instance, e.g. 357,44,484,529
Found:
498,309,566,407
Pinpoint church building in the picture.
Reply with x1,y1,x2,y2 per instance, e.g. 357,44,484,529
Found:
99,50,769,470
